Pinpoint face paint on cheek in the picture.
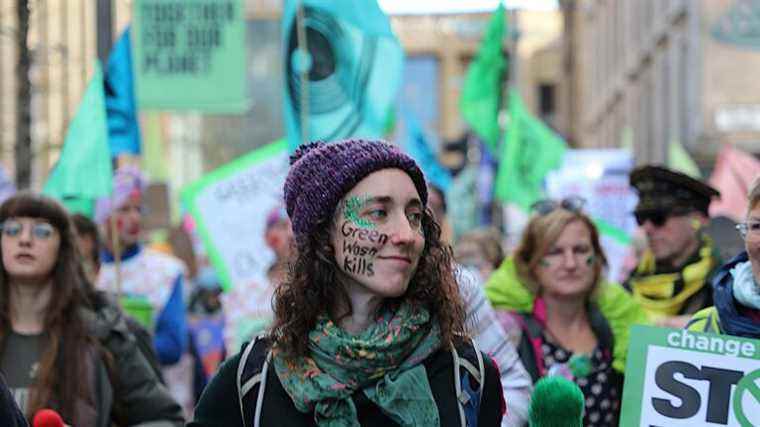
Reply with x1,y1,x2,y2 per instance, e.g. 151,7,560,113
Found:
539,259,551,268
586,255,595,266
342,255,375,277
343,196,375,229
339,221,386,277
115,217,125,233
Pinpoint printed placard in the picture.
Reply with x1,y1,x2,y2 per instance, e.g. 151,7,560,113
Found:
621,325,760,426
132,0,248,112
180,140,288,292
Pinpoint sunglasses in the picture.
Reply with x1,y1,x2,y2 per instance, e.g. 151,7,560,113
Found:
531,196,587,216
634,211,668,227
634,208,694,227
0,220,56,240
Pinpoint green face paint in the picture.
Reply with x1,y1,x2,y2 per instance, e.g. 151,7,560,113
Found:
539,259,551,267
586,255,595,266
343,196,375,229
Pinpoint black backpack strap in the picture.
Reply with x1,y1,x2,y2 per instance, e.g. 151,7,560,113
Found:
451,337,486,427
236,336,272,427
587,303,614,359
513,312,545,382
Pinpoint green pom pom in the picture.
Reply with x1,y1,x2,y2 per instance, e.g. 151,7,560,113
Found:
568,354,592,378
528,376,584,427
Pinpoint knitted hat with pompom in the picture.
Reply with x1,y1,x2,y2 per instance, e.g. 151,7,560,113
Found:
283,139,428,241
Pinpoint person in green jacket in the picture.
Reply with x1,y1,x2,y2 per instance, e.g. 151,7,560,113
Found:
686,178,760,338
485,197,649,427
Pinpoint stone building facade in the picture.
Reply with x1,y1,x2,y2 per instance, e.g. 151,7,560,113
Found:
560,0,760,166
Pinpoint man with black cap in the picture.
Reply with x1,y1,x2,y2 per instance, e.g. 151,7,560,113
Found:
624,165,722,327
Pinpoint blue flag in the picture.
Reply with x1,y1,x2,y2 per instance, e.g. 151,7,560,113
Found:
282,0,404,150
105,27,141,156
477,138,497,225
402,109,452,192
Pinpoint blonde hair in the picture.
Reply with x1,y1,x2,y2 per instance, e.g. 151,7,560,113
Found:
513,208,607,297
747,176,760,216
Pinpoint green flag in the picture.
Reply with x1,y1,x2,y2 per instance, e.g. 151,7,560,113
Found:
494,89,566,210
460,3,506,153
43,62,112,216
668,139,701,179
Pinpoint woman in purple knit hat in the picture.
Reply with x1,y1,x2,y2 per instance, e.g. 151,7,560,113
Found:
191,139,504,427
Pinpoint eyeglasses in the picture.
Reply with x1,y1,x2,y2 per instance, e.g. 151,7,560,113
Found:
531,196,587,216
634,208,693,227
634,211,668,227
736,221,760,239
0,220,56,240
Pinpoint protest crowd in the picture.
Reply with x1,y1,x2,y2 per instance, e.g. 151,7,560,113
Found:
1,1,760,427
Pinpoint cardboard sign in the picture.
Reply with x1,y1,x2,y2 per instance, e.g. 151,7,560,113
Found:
621,325,760,426
132,0,248,112
180,140,288,291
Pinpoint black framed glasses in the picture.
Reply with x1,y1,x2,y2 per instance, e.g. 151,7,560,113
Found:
530,196,587,215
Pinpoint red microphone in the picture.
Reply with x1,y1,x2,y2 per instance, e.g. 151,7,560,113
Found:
32,409,65,427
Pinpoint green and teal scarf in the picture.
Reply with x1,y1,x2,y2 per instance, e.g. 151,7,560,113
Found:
272,302,441,427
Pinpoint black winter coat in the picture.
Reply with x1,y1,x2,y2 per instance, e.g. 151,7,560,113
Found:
189,340,504,427
85,293,185,427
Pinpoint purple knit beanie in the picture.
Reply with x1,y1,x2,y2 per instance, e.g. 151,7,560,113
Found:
284,139,428,240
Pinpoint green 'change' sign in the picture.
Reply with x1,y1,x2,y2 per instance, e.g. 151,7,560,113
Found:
132,0,248,113
621,325,760,427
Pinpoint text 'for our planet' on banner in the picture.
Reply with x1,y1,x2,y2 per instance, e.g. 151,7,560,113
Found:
132,0,248,112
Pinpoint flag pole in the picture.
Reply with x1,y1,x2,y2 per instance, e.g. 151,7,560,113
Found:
109,198,123,305
296,1,309,145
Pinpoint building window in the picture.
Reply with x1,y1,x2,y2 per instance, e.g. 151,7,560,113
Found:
538,83,556,119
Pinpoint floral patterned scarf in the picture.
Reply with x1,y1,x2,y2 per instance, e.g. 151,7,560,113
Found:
272,302,441,427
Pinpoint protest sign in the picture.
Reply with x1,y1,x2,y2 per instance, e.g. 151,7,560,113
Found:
545,149,637,282
181,140,288,291
182,140,288,352
132,0,247,112
621,325,760,426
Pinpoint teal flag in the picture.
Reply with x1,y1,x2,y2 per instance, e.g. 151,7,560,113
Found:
712,1,760,50
282,0,404,150
494,89,566,210
459,3,506,154
402,109,452,191
43,62,113,216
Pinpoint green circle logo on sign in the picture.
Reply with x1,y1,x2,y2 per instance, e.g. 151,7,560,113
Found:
734,368,760,427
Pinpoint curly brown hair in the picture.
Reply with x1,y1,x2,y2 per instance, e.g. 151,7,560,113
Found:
271,206,466,358
0,193,95,424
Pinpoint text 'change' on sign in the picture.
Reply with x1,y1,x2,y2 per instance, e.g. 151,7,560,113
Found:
621,325,760,427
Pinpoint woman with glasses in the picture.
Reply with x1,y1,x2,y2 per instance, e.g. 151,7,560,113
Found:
0,192,183,426
686,178,760,338
485,198,648,427
191,139,504,427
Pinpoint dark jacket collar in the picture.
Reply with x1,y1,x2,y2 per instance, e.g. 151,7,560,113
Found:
713,251,760,338
101,244,142,263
